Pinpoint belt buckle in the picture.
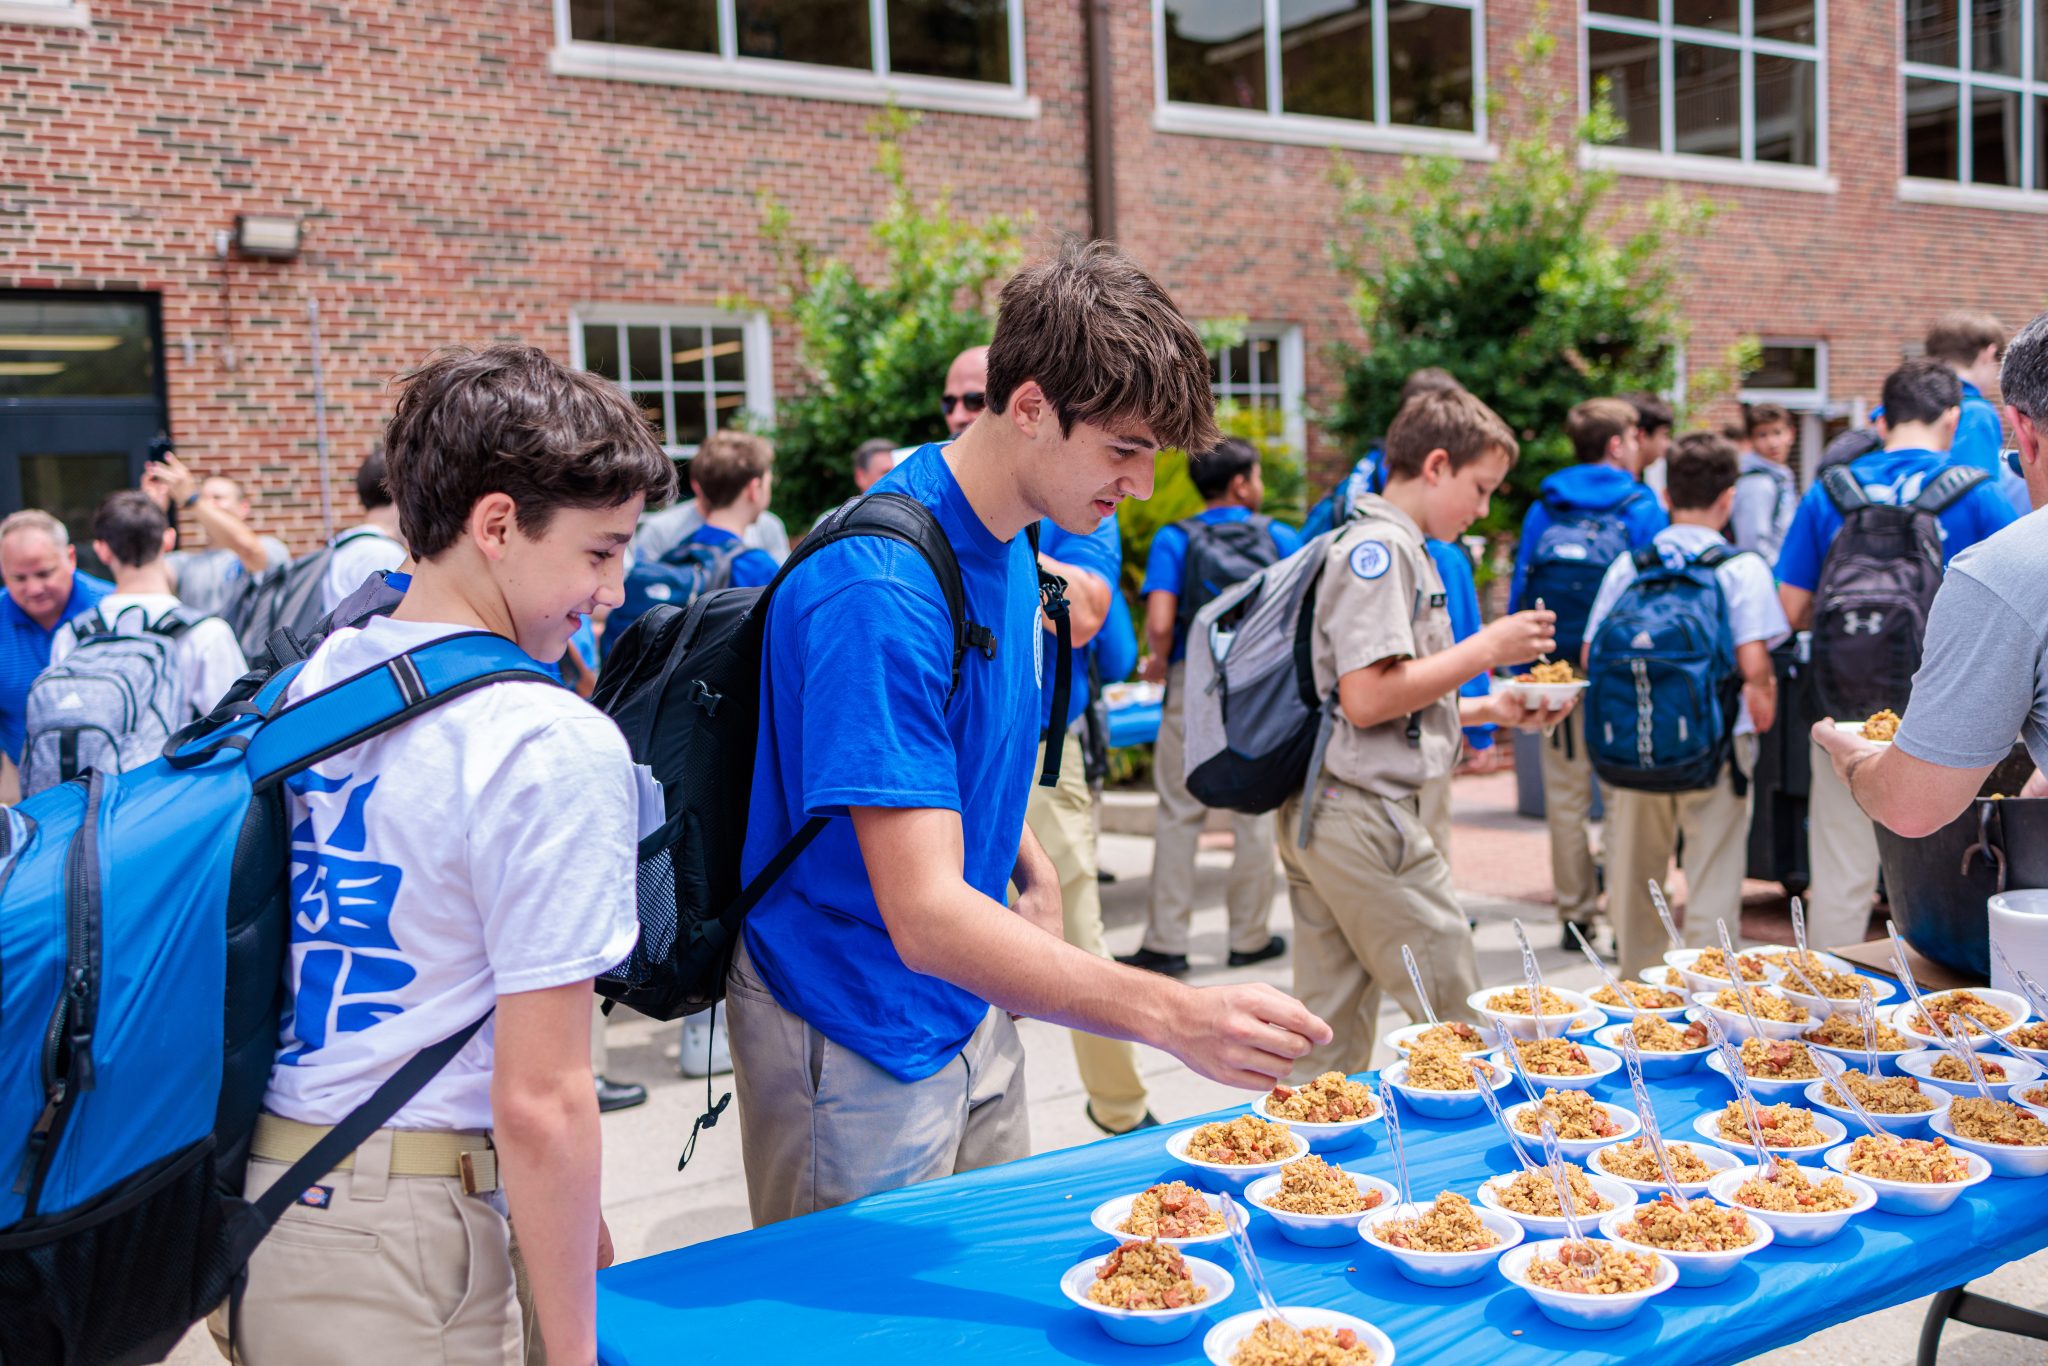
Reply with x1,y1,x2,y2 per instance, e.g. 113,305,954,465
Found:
458,1150,480,1196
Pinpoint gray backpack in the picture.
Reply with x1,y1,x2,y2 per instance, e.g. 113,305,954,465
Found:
21,603,205,797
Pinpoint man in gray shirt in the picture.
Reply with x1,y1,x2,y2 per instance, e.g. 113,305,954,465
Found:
1729,402,1799,564
1815,310,2048,834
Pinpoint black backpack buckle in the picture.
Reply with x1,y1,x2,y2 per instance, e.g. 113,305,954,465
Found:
965,623,998,660
688,680,722,715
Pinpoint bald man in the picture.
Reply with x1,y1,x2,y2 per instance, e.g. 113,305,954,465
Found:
942,345,988,438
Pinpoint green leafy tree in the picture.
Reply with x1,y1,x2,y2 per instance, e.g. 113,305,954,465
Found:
749,108,1023,528
1324,18,1710,536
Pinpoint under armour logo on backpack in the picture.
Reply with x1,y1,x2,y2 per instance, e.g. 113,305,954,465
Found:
1630,630,1654,649
1843,610,1884,635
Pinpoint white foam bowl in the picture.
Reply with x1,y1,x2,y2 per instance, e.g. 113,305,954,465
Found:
1088,1187,1232,1249
1564,1009,1605,1040
1498,1237,1679,1330
1503,1098,1640,1161
1476,1169,1638,1239
1691,989,1813,1042
1833,720,1892,744
1667,947,1770,997
1894,990,2033,1051
1898,1046,2045,1101
1203,1309,1395,1366
1506,1041,1624,1094
1245,1168,1401,1247
1596,1203,1775,1287
1587,983,1692,1024
1779,975,1898,1019
1252,1087,1383,1154
1641,965,1686,992
1503,679,1587,707
1592,1022,1710,1078
1386,1020,1507,1056
1690,1108,1846,1158
1589,1139,1742,1197
1821,1141,1993,1217
1759,949,1858,985
1165,1124,1306,1192
1381,1055,1513,1120
1060,1249,1235,1346
1705,1163,1876,1246
1360,1201,1524,1287
1928,1106,2048,1178
1470,985,1597,1040
1802,1077,1951,1139
1803,1028,1915,1077
1704,1045,1823,1102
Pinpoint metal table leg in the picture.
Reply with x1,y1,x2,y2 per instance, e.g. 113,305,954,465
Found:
1918,1282,2048,1365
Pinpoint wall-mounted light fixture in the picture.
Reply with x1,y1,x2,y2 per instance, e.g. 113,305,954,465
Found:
234,214,301,261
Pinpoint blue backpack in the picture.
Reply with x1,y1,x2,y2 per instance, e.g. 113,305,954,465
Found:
1584,544,1749,794
1301,455,1384,540
1524,488,1654,658
611,538,745,647
0,632,551,1366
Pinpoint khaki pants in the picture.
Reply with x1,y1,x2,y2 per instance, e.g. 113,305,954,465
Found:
1143,663,1277,957
1419,773,1454,860
1539,711,1600,923
725,941,1029,1227
1023,731,1151,1131
1805,736,1881,950
1606,736,1759,980
1278,778,1482,1078
210,1129,531,1364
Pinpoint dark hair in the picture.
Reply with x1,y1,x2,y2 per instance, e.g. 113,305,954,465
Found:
1744,402,1793,435
1623,392,1674,435
382,344,679,560
1399,367,1462,406
852,437,896,477
689,430,773,509
1188,437,1260,499
1664,431,1740,511
985,238,1219,456
356,448,393,511
93,490,169,569
1384,388,1519,479
1925,311,2006,367
1719,422,1747,443
1565,398,1639,464
1999,309,2048,419
1881,357,1964,428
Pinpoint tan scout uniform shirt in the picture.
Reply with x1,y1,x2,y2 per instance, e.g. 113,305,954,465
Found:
1310,494,1462,799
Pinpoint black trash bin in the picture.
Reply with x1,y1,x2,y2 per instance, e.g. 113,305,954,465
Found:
1745,637,1813,893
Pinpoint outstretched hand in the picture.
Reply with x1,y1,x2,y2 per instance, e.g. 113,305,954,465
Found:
1168,983,1333,1090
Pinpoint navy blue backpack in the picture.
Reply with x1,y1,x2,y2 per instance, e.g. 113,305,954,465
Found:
0,632,551,1366
1584,545,1749,794
1523,488,1654,659
611,538,744,648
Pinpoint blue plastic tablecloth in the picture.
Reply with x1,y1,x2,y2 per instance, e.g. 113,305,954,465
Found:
596,1050,2043,1364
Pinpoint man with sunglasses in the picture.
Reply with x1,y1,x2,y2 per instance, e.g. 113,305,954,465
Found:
1817,309,2048,838
942,346,988,437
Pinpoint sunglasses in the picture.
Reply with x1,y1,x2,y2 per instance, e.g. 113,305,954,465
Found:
2007,448,2023,478
940,391,985,417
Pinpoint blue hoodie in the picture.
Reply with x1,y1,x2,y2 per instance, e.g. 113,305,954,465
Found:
1509,464,1668,612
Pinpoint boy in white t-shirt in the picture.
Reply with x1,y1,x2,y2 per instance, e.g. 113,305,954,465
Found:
50,490,248,714
1583,431,1791,978
317,449,410,613
213,345,676,1365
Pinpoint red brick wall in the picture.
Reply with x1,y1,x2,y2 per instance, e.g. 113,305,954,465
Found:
2,0,2038,549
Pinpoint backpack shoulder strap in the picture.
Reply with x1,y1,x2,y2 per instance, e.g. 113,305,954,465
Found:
1692,544,1751,571
1913,464,1991,514
1026,518,1071,789
1820,464,1870,514
1631,546,1663,573
148,604,209,639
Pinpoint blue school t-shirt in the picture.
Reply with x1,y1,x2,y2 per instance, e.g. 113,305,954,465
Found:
1773,447,2018,591
739,444,1043,1082
685,524,778,589
1142,507,1302,663
1428,538,1495,752
1040,513,1122,733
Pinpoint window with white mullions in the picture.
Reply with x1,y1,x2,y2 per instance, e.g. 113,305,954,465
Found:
1902,0,2048,190
1158,0,1482,133
574,313,771,459
1583,0,1824,168
1207,326,1306,455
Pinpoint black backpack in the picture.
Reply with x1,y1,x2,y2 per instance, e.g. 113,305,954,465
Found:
1808,463,1989,720
220,528,388,660
1174,515,1282,632
592,491,1071,1025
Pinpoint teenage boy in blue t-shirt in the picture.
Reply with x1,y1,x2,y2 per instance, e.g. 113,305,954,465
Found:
1776,357,2016,951
1122,438,1300,977
678,430,780,589
725,241,1331,1226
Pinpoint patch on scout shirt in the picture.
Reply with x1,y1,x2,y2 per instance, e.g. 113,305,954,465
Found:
1348,540,1392,580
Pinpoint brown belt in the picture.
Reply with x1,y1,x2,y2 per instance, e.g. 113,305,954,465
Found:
251,1112,500,1194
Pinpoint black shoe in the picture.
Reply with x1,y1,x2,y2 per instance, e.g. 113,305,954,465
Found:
1088,1104,1161,1137
1096,869,1118,885
1116,947,1190,976
1560,920,1595,952
596,1075,648,1113
1228,935,1288,968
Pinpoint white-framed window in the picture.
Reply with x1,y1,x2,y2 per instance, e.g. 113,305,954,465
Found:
570,307,774,459
1582,0,1826,175
549,0,1034,118
1152,0,1489,154
0,0,91,26
1209,325,1306,457
1738,338,1828,407
1901,0,2048,195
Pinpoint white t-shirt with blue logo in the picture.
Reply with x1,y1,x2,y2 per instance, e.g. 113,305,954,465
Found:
262,616,640,1131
